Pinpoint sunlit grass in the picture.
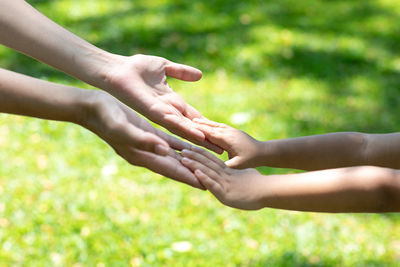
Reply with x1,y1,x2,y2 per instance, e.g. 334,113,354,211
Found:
1,0,400,266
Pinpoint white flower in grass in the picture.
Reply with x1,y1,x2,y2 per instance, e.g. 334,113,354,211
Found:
101,164,118,177
171,241,192,253
230,112,251,125
50,252,63,265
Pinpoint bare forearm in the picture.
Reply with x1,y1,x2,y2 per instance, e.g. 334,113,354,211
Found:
0,68,89,124
0,0,115,89
258,132,400,170
257,166,400,213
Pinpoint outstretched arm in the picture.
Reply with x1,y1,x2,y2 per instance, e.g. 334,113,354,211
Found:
194,119,400,170
0,0,221,152
0,68,204,189
181,147,400,212
257,132,400,171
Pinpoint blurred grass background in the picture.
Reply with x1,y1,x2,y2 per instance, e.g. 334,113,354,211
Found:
1,0,400,266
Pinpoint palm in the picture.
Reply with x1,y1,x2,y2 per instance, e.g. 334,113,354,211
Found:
107,54,221,153
85,92,204,189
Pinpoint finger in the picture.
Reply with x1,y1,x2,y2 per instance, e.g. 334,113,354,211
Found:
192,123,230,150
189,146,226,168
161,115,223,153
160,93,203,127
181,148,224,173
194,169,223,194
131,149,205,190
163,113,205,141
123,124,170,156
163,123,222,153
184,104,203,120
201,140,224,154
225,157,246,169
154,128,192,151
168,149,183,161
165,61,202,81
181,156,220,178
193,117,224,127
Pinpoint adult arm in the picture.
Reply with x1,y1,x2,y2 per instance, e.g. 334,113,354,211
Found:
0,0,221,152
0,68,204,189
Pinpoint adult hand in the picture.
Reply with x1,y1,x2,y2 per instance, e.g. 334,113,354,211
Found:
0,1,221,153
81,90,205,189
101,54,222,154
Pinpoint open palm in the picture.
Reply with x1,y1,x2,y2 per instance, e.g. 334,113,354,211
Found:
105,54,221,153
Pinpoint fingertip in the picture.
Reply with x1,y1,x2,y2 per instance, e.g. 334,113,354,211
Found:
202,140,224,154
225,158,241,169
165,62,202,81
181,149,191,157
193,68,202,81
212,146,224,155
140,132,170,155
155,144,170,156
190,128,205,141
181,157,191,165
185,106,203,120
194,169,205,177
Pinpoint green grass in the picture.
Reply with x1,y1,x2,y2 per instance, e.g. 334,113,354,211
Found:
1,0,400,266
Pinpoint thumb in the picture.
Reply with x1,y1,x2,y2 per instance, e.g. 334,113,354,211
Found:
225,157,246,169
165,61,202,81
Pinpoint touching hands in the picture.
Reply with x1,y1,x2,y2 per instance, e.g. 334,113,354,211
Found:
193,118,261,168
180,146,264,210
80,91,205,189
102,54,222,154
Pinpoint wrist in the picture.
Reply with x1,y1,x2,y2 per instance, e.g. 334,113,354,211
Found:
71,89,105,131
254,140,280,167
80,50,126,92
250,171,272,210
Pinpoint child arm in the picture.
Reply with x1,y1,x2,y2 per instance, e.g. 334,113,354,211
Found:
181,147,400,212
194,119,400,170
258,132,400,170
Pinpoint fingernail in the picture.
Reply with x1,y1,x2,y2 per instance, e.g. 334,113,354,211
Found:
181,157,191,164
155,144,169,156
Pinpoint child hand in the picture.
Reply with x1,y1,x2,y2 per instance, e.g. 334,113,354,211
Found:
193,118,261,169
181,146,265,210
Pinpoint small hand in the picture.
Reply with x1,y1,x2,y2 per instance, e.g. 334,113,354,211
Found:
104,54,222,153
193,118,261,168
180,146,264,210
82,91,205,189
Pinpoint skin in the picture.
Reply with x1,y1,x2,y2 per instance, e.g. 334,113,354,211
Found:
193,118,400,170
0,68,204,189
0,0,222,153
181,147,400,212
